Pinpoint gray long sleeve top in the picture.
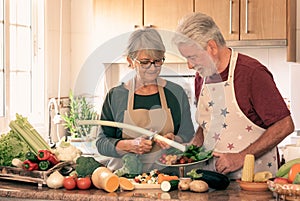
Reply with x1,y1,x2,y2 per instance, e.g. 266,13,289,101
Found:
96,80,195,158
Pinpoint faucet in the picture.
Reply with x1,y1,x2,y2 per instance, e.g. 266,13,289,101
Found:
48,98,62,148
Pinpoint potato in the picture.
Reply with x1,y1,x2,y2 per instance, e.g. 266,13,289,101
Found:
178,178,191,191
189,180,209,193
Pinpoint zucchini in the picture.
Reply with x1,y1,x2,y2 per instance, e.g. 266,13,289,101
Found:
160,180,179,192
187,169,230,190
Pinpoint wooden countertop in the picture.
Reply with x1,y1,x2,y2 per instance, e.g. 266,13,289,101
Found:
0,179,279,201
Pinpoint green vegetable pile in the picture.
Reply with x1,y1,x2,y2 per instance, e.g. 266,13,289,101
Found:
0,130,31,166
183,145,213,161
161,145,213,164
75,156,102,177
113,153,143,177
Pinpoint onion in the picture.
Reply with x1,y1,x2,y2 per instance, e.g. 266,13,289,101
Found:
46,170,65,189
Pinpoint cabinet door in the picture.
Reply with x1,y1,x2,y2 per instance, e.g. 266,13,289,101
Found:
240,0,286,40
195,0,240,41
144,0,193,31
94,0,143,45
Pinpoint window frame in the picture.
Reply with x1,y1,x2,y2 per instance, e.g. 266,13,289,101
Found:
0,0,45,133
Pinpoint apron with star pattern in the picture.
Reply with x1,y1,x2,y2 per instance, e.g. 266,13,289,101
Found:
107,78,174,172
196,50,278,179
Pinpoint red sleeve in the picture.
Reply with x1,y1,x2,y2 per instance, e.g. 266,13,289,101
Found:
249,66,290,127
195,72,203,103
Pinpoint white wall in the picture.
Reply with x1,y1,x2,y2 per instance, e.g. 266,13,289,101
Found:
45,0,71,100
297,1,300,62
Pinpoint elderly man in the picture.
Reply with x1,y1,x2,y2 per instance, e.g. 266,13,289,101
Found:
173,12,294,179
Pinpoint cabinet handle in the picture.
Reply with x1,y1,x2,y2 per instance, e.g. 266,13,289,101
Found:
134,25,155,29
245,0,248,34
229,0,232,34
144,24,153,28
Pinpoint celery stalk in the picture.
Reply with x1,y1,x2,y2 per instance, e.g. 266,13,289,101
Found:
9,114,52,155
9,121,40,155
16,114,51,150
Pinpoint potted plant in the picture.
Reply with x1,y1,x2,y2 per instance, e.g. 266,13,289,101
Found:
61,91,99,140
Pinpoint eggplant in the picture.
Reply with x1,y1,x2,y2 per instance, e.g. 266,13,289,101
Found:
187,169,230,190
59,166,74,176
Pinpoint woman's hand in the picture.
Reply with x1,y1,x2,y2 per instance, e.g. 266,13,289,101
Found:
155,133,175,149
132,137,153,154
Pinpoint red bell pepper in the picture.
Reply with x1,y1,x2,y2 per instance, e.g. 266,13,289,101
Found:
22,159,39,171
37,150,59,165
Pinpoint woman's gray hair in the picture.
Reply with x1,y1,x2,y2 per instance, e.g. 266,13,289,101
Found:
125,28,166,59
174,12,226,48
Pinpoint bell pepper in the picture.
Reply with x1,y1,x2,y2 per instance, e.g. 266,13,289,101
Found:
288,163,300,183
37,150,59,165
25,151,38,162
22,159,39,171
38,160,51,171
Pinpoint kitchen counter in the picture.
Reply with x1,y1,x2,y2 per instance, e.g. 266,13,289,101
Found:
0,179,281,201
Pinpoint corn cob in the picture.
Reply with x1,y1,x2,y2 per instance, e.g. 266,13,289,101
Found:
253,171,272,182
241,154,255,182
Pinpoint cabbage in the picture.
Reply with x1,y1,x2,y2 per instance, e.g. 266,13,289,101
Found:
0,130,31,166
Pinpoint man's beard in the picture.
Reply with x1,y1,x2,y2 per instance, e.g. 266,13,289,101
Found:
194,63,217,77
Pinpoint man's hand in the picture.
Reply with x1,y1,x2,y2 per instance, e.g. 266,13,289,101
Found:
213,152,244,174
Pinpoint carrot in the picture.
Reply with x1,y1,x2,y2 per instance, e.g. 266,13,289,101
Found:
157,174,179,184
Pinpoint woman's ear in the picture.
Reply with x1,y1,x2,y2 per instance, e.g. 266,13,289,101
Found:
127,57,134,69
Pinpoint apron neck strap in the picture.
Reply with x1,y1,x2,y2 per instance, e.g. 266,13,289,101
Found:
228,49,238,82
127,77,168,110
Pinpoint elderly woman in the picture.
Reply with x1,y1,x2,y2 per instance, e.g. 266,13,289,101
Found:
96,28,194,172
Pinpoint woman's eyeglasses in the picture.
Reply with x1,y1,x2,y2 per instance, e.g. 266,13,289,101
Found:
135,58,165,69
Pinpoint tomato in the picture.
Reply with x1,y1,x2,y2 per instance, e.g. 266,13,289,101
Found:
288,163,300,183
76,177,92,190
63,176,77,190
273,177,289,184
179,158,186,164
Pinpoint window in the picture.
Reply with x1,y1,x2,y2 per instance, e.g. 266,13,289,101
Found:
0,0,44,133
0,0,4,118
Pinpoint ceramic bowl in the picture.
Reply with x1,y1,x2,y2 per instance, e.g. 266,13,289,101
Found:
237,180,269,191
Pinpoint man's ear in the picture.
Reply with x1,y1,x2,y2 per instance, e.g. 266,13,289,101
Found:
206,40,218,56
127,57,134,68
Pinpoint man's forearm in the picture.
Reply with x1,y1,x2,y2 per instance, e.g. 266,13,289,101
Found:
240,115,294,159
191,126,204,146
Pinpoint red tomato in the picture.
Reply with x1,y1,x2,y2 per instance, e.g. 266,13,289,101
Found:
288,163,300,183
76,177,92,190
63,176,77,190
274,177,289,184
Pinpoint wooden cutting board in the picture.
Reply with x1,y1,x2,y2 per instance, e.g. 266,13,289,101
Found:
130,180,160,189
